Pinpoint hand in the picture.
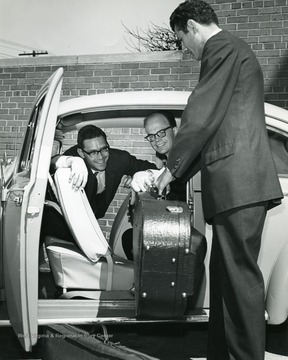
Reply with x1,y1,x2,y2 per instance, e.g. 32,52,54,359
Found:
68,157,88,189
130,170,154,192
155,167,174,196
55,156,88,189
130,168,165,192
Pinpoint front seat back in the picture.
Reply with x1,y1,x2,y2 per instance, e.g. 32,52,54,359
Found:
54,168,110,262
45,168,134,293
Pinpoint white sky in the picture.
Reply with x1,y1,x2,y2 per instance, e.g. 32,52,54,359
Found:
0,0,181,58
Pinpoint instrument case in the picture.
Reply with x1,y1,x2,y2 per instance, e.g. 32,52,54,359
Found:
132,192,207,319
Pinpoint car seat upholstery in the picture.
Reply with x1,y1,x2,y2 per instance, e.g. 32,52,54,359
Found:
45,168,134,294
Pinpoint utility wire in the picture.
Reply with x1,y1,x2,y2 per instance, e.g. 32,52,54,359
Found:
0,52,16,58
0,43,24,51
0,39,48,58
0,38,41,51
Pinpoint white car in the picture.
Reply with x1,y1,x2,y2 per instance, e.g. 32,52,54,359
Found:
1,67,288,352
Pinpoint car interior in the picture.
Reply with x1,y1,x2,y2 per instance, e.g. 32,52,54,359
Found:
39,117,153,301
40,162,135,299
38,121,288,303
46,167,134,295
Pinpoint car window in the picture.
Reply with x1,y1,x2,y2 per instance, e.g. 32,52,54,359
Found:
17,97,44,173
268,130,288,175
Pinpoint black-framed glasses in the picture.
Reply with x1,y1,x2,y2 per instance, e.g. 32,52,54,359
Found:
82,145,110,157
145,126,172,143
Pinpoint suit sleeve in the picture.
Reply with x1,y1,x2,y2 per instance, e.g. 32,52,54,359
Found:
167,35,241,178
112,149,157,176
124,152,157,175
63,145,79,157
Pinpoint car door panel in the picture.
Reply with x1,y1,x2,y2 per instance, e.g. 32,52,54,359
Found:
3,68,63,351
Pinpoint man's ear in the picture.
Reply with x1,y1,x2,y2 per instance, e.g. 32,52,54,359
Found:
187,19,197,33
173,127,178,136
77,147,85,159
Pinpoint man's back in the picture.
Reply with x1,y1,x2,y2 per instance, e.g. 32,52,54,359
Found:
167,30,282,219
200,30,282,218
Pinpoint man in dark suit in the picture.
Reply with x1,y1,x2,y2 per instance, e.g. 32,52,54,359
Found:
44,125,155,242
129,111,187,201
143,111,186,202
55,125,156,219
155,1,283,360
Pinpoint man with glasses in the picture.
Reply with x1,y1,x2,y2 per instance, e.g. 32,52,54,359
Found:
41,125,156,245
131,111,187,202
121,111,188,260
144,111,176,166
53,124,156,220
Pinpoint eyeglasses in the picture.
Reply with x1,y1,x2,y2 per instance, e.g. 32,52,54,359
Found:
82,145,110,157
145,126,172,143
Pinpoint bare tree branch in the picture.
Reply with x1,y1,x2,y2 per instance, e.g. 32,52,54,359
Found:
122,21,181,52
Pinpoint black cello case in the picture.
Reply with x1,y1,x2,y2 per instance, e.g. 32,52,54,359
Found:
132,192,207,319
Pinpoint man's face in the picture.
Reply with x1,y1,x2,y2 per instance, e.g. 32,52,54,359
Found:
78,136,109,171
145,115,176,156
175,21,203,61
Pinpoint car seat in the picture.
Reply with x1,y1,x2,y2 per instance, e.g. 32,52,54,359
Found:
45,168,134,295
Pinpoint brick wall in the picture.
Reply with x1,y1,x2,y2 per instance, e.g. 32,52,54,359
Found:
210,0,288,107
0,0,287,237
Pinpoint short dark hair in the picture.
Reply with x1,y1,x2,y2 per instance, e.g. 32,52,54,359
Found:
77,125,108,149
170,0,218,33
144,111,177,129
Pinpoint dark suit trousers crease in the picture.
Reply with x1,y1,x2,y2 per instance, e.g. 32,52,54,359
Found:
207,202,268,360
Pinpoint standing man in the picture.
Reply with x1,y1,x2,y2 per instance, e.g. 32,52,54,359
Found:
156,1,283,360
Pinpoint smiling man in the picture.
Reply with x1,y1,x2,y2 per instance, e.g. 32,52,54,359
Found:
52,124,156,220
143,111,186,201
144,111,176,161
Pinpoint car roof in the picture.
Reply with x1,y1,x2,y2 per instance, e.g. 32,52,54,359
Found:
57,90,288,133
57,91,190,132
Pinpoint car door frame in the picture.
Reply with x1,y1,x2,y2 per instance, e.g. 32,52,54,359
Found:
3,67,63,351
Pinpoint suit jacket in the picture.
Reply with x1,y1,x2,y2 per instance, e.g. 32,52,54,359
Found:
65,145,156,219
167,30,283,220
156,152,187,202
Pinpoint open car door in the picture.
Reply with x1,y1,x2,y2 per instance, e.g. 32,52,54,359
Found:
0,158,16,301
3,68,63,351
